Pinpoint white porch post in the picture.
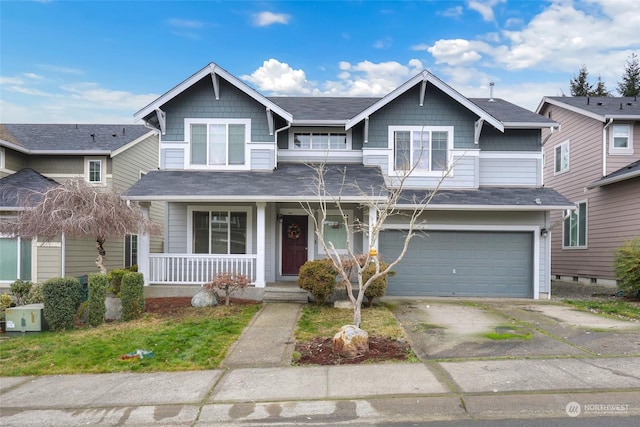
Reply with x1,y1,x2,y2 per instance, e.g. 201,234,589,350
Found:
368,206,378,250
255,202,266,287
138,203,151,286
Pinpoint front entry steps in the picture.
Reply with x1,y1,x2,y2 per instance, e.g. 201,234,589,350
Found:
263,284,309,303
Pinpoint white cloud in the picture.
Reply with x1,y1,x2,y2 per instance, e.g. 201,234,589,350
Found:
253,11,291,27
439,6,463,18
36,64,84,75
373,37,393,49
241,59,316,95
468,0,505,22
428,39,490,66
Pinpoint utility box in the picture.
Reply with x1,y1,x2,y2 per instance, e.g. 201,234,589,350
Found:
5,304,46,332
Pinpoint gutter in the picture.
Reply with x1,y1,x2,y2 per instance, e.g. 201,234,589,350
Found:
273,121,292,167
602,118,614,177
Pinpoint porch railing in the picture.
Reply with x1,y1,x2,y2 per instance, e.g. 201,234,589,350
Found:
147,254,257,285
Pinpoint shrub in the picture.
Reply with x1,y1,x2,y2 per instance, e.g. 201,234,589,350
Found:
614,238,640,297
204,272,250,306
42,277,82,331
120,272,145,321
106,269,128,296
87,274,108,327
10,279,33,306
297,259,337,305
362,261,394,307
1,293,14,322
24,282,44,305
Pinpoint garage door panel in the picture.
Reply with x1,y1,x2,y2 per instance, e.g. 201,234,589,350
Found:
379,230,533,297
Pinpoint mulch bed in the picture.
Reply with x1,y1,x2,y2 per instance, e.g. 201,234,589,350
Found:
294,337,412,365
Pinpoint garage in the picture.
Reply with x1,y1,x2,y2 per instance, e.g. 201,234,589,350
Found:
379,230,533,297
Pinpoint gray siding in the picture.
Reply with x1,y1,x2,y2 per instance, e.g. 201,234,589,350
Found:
162,148,185,169
479,157,540,186
3,148,28,174
64,238,123,277
27,156,84,175
366,84,477,149
167,202,188,253
606,122,640,174
36,245,62,282
251,149,275,170
161,78,273,143
479,128,541,151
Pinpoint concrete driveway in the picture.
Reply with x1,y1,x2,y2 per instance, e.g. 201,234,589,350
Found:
389,299,640,360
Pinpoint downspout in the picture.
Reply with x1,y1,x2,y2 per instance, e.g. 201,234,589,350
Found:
273,121,292,168
602,118,613,177
541,126,557,186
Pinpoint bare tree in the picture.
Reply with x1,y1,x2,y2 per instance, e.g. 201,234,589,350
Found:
301,156,450,329
0,177,161,274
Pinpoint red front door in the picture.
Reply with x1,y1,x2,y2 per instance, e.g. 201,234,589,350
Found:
282,215,308,275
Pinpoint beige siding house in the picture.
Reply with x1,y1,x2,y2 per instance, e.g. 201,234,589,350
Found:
537,97,640,285
0,124,162,286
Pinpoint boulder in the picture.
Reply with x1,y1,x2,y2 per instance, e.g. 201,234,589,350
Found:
191,290,218,307
332,324,369,358
105,296,122,321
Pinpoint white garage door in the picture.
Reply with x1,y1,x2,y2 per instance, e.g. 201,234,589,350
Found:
379,230,533,297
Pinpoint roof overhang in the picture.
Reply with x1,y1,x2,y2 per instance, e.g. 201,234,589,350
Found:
586,169,640,189
345,70,505,132
394,203,575,211
536,97,640,122
503,121,561,129
124,194,387,203
134,63,294,124
0,139,112,156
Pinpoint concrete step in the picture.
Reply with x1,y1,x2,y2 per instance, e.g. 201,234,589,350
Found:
263,286,309,303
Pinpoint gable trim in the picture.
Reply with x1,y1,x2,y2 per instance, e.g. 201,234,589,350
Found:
110,130,158,158
345,70,504,132
536,97,605,121
133,62,294,124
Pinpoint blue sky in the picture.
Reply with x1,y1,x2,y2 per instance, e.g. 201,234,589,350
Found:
1,0,639,123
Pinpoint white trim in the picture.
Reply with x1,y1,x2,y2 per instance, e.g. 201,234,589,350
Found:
346,70,504,132
85,156,107,185
536,98,606,122
553,140,570,175
134,62,293,123
562,200,588,249
186,205,253,255
388,125,454,177
479,151,542,159
609,123,634,155
277,150,363,163
126,194,387,203
110,130,157,158
184,118,251,170
394,203,575,211
287,127,352,150
379,224,541,299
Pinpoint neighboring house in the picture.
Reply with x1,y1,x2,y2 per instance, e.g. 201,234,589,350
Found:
0,124,162,285
537,97,640,286
125,62,573,299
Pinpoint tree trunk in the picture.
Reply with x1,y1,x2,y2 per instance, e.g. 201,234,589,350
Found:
95,237,107,275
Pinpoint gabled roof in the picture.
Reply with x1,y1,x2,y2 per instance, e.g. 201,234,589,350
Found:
345,70,505,132
536,96,640,121
470,98,558,128
399,187,574,211
268,97,380,125
587,159,640,189
124,163,387,202
134,63,293,125
0,124,152,155
0,168,58,209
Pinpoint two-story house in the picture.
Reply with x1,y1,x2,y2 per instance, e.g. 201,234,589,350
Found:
125,62,573,299
537,97,640,286
0,124,162,285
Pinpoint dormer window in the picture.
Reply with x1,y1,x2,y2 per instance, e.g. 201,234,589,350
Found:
293,132,347,150
390,126,452,173
186,119,250,168
610,124,633,155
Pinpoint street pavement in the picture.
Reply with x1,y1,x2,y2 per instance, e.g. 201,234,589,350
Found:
1,300,639,426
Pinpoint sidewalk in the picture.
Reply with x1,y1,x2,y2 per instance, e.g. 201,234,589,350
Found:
1,302,640,426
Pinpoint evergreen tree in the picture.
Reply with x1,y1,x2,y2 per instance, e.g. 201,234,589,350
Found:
617,53,640,96
591,75,611,97
570,65,593,96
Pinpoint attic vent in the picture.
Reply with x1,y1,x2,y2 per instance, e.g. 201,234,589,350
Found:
112,134,117,137
620,103,623,110
597,102,603,105
627,102,633,106
489,82,495,102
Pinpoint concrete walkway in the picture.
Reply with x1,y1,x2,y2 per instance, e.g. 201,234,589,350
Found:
222,303,302,368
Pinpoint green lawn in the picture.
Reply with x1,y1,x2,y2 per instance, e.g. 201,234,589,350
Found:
0,304,260,376
563,300,640,321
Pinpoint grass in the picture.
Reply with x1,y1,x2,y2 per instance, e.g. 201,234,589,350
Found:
562,299,640,321
483,324,533,340
295,303,406,341
0,304,260,377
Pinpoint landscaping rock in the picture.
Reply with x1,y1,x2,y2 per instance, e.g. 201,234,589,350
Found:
334,300,352,309
332,324,369,358
105,296,122,321
191,290,218,307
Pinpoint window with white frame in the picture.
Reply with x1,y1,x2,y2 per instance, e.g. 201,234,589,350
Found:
0,236,31,281
610,124,633,154
563,201,587,248
124,234,138,268
188,119,248,166
391,126,451,172
293,132,347,150
554,141,570,174
318,211,351,254
191,209,249,254
87,159,102,183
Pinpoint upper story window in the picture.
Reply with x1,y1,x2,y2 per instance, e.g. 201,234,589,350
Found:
563,201,587,249
390,126,452,173
293,132,347,150
554,140,570,174
610,124,633,155
186,119,250,167
85,157,106,184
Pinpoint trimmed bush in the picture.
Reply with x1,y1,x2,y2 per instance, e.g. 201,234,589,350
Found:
362,262,394,307
120,272,145,321
10,279,33,306
87,274,108,327
297,259,337,305
106,269,128,297
42,277,82,331
24,282,44,305
614,238,640,297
